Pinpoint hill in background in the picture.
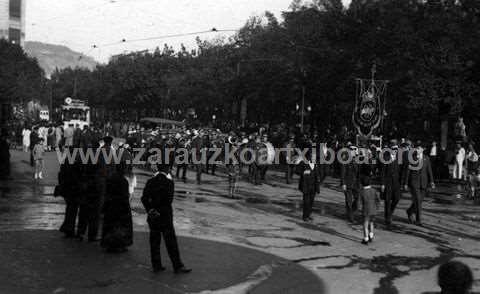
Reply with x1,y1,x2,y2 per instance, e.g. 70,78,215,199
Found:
25,41,98,77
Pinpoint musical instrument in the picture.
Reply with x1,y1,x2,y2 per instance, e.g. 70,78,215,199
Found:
256,142,276,165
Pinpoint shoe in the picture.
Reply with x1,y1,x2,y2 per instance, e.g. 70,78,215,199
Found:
38,172,43,179
361,239,369,245
174,267,192,274
415,222,423,227
34,174,38,179
406,211,414,224
308,216,314,221
153,266,166,273
368,234,374,242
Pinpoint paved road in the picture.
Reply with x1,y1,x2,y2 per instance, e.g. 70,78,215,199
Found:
1,149,479,294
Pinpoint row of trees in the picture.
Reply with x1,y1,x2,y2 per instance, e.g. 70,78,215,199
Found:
0,39,47,122
45,0,480,136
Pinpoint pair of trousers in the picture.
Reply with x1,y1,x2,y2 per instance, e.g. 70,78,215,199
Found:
303,192,316,219
258,165,268,180
384,186,401,224
407,187,425,223
176,164,187,179
195,164,202,184
148,217,183,270
62,198,79,235
453,161,464,180
77,196,101,240
286,164,295,184
344,188,359,221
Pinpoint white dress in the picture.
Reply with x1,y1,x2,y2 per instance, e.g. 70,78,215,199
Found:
125,174,137,201
454,147,466,179
22,129,31,147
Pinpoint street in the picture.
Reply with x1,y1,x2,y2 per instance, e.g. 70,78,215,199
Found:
0,149,479,294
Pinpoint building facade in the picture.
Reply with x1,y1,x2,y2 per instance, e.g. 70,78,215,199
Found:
0,0,25,46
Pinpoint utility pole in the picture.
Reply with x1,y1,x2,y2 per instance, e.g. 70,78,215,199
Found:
300,68,307,133
50,81,53,120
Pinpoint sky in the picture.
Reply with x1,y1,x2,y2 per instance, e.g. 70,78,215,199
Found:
26,0,351,63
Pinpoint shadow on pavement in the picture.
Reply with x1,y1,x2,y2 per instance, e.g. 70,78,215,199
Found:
0,230,325,294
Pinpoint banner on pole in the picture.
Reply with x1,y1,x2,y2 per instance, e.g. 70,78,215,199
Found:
352,78,387,137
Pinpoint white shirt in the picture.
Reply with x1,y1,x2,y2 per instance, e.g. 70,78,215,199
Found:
154,171,173,181
456,147,466,162
22,129,31,141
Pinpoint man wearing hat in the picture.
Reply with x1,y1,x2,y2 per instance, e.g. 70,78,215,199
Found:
404,141,435,226
340,145,360,223
257,134,271,182
380,139,402,227
296,146,320,222
87,136,115,241
175,135,189,182
141,164,192,274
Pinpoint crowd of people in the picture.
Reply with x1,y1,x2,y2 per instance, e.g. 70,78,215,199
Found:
43,121,473,247
0,117,478,273
55,134,191,274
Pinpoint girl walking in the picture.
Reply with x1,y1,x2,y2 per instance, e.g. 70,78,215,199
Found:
33,138,45,179
360,176,380,245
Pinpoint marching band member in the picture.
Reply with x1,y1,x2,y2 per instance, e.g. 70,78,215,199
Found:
284,134,297,184
404,141,435,226
296,145,320,222
226,133,241,198
380,140,401,228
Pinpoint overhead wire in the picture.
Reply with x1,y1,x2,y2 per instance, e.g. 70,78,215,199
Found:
93,28,238,48
80,28,238,61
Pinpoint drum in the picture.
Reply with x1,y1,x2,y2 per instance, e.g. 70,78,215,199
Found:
256,142,276,165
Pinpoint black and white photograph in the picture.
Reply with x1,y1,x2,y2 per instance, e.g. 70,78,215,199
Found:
0,0,479,293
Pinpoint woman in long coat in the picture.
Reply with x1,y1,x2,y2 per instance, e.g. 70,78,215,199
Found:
0,130,10,179
101,164,133,252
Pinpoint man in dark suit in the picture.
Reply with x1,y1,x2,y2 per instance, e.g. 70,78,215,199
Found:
141,164,191,274
59,147,83,238
380,141,402,227
296,148,320,222
340,146,360,223
404,141,435,226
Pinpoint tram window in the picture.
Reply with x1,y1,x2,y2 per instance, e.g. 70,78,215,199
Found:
63,109,87,121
